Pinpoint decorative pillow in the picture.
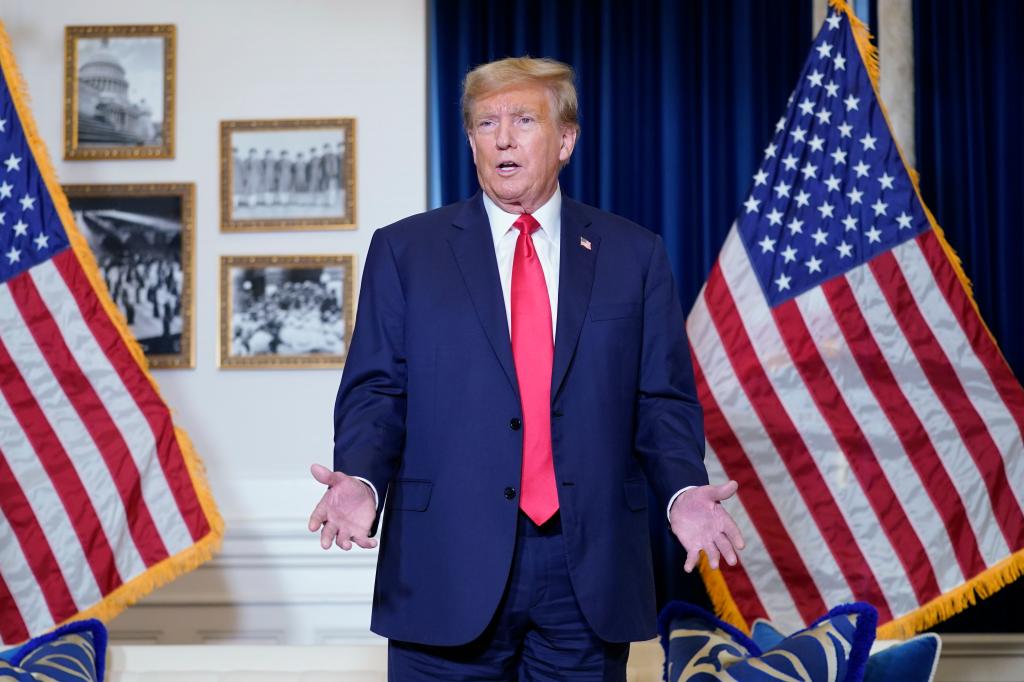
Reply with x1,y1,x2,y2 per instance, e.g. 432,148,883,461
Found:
862,633,942,682
659,601,877,682
752,620,942,682
0,618,107,682
750,618,787,650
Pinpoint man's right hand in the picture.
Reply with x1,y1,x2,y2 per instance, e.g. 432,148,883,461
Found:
307,463,378,551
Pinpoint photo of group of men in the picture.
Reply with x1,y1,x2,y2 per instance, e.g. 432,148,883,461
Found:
228,263,347,360
229,127,349,221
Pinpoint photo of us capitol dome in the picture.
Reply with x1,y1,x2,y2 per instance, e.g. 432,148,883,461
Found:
76,37,161,147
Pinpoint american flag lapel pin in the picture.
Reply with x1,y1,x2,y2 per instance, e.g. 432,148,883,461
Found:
580,236,592,251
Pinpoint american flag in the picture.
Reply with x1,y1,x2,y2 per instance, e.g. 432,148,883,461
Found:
688,4,1024,637
0,23,221,644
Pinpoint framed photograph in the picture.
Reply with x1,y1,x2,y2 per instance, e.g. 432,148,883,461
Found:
64,24,175,160
65,183,195,369
220,118,356,231
219,255,354,369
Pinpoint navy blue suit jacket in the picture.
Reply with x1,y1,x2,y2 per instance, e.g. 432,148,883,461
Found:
333,192,708,646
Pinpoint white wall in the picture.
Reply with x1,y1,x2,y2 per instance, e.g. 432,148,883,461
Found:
2,0,427,644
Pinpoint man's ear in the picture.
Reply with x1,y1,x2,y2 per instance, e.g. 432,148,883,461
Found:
467,131,477,159
558,126,578,163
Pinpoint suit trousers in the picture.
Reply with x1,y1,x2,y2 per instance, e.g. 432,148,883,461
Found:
387,512,630,681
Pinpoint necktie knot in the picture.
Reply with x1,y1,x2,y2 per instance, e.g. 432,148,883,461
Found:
513,213,540,236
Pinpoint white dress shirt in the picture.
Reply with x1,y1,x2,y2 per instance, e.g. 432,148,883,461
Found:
482,189,561,340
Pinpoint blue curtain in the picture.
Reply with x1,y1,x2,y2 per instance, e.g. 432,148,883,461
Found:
429,0,812,609
913,0,1023,380
913,0,1024,633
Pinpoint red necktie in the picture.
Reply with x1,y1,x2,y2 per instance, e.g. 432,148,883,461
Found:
511,213,558,525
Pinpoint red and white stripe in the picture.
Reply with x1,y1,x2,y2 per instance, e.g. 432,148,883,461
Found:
0,250,210,644
688,225,1024,631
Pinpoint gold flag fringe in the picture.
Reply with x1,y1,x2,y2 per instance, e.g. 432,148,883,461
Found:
700,0,1024,641
0,20,223,641
699,556,750,634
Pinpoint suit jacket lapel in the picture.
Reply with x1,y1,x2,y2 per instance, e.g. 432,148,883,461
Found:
551,197,598,400
447,192,520,396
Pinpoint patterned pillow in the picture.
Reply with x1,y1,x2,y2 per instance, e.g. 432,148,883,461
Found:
659,601,877,682
752,620,942,682
0,618,107,681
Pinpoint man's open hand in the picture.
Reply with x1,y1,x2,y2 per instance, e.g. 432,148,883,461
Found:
307,463,378,551
669,480,745,573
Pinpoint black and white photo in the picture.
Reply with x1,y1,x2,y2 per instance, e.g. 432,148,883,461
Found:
65,184,194,368
219,255,353,369
65,25,176,160
220,119,356,231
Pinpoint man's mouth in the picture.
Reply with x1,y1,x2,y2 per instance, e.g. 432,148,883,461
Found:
496,161,520,175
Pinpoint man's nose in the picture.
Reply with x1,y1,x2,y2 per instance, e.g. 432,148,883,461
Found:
495,120,516,149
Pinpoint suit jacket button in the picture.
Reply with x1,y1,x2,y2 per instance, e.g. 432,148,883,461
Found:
504,487,516,500
509,418,522,430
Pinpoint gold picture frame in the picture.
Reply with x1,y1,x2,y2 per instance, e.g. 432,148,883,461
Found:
64,183,195,369
220,118,356,231
64,24,176,160
219,254,354,369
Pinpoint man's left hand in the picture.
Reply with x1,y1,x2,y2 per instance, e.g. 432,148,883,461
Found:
669,480,745,573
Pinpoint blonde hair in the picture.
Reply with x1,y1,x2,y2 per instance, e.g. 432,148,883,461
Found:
461,57,580,133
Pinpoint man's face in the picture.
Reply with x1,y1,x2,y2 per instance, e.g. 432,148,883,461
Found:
467,84,577,214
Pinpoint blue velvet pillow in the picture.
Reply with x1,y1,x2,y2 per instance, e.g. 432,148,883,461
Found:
0,618,107,682
659,601,877,682
752,619,942,682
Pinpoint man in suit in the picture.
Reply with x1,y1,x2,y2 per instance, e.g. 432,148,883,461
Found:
308,56,743,680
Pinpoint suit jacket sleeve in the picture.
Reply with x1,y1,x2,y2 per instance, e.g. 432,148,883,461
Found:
333,228,406,530
633,234,709,511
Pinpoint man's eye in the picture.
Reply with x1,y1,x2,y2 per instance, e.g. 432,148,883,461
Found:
478,120,495,129
519,117,533,125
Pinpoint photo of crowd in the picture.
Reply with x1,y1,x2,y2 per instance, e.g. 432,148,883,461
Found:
66,185,193,367
222,256,351,368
